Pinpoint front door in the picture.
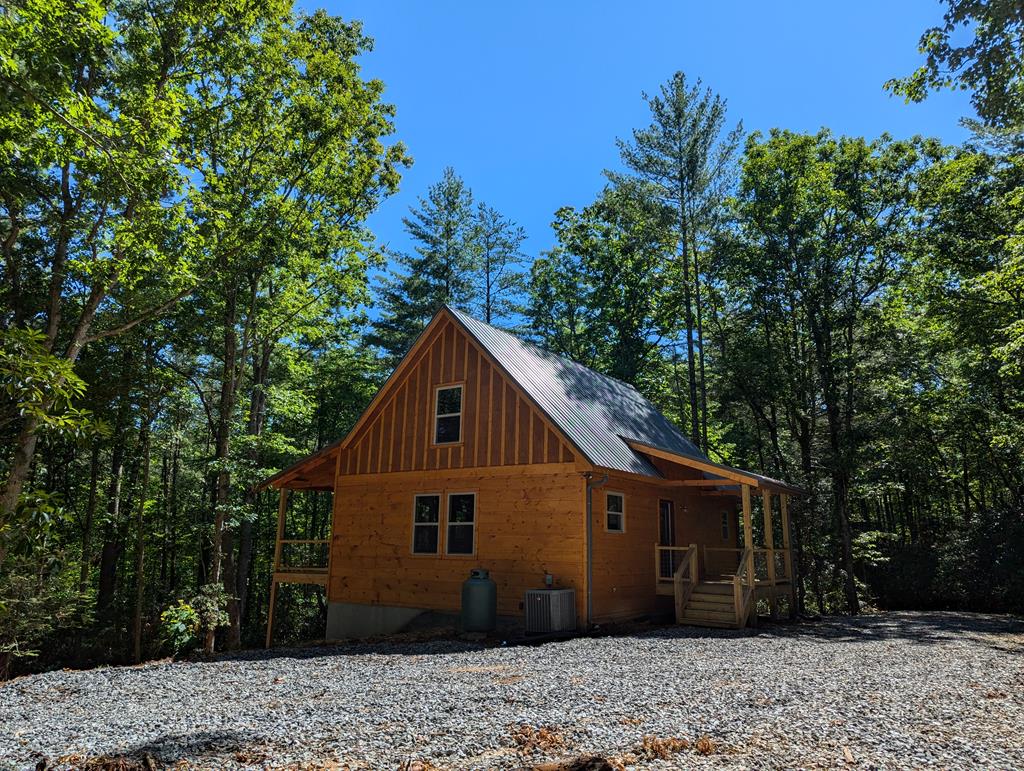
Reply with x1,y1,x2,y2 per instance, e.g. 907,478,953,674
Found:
659,499,675,578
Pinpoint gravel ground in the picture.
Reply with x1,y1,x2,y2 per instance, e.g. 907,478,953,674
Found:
2,611,1023,770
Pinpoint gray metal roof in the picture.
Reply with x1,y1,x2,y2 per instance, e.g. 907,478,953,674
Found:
447,306,707,477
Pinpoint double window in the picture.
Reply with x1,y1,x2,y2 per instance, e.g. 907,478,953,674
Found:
434,385,463,444
412,492,476,555
605,491,625,533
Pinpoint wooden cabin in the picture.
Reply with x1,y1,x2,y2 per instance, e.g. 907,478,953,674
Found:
260,306,802,644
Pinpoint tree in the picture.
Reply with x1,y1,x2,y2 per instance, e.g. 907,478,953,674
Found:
472,203,528,328
610,71,743,451
170,10,407,652
723,129,930,614
532,183,676,385
0,0,227,528
886,0,1024,130
369,168,477,358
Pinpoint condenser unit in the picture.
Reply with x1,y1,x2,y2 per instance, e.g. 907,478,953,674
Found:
524,588,576,634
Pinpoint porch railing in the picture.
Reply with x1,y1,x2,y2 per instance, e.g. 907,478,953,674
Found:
654,544,698,622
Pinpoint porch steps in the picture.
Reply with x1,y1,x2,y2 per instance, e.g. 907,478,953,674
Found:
678,580,743,629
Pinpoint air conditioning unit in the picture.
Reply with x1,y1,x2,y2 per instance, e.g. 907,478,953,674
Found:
524,589,576,634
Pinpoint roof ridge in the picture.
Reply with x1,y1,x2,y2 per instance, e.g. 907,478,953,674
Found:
445,306,646,397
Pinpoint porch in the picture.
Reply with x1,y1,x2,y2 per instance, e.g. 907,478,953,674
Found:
654,484,796,628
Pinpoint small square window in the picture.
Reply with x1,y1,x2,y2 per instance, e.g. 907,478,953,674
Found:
434,385,463,444
606,492,625,533
412,495,440,554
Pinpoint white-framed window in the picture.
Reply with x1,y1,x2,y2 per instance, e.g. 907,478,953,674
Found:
434,384,463,444
446,492,476,555
412,494,441,554
721,510,730,540
605,491,625,533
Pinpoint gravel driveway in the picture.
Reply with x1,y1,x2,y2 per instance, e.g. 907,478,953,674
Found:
2,611,1022,770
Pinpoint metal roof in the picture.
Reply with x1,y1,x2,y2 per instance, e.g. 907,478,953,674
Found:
447,306,706,477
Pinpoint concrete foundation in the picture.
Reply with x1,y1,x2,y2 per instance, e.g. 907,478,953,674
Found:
325,602,433,639
325,601,526,640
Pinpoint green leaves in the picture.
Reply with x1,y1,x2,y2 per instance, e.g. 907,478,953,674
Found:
885,0,1024,129
0,327,103,439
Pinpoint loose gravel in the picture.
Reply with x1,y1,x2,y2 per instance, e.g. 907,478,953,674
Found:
2,611,1023,770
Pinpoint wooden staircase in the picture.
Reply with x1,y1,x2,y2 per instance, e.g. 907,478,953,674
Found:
679,580,743,628
657,543,757,630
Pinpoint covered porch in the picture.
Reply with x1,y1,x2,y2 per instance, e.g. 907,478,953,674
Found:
259,445,338,647
623,439,802,629
655,486,796,628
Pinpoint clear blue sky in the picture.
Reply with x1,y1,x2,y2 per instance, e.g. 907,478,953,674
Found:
314,1,973,262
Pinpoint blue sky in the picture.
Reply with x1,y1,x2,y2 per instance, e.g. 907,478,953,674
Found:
315,1,973,262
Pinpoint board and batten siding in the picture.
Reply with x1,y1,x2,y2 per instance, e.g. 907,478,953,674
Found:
337,318,576,476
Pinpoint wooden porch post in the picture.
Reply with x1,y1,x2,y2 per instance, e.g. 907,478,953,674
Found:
741,484,756,626
265,487,288,648
780,493,796,618
762,490,777,618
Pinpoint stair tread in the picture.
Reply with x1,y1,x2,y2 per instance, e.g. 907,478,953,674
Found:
677,619,740,629
684,609,737,620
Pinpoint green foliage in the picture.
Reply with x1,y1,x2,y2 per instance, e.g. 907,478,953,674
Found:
370,167,478,358
885,0,1024,129
0,328,103,439
0,551,90,677
192,584,230,641
531,182,677,385
159,600,200,656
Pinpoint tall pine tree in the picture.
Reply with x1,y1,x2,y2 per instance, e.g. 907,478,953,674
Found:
369,167,476,358
609,71,742,452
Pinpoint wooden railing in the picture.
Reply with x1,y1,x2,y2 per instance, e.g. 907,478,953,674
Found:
275,538,330,575
732,546,756,627
655,544,698,621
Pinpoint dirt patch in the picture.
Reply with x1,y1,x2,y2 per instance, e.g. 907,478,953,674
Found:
511,724,569,755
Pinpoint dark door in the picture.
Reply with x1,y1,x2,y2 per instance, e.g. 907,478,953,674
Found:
659,499,675,578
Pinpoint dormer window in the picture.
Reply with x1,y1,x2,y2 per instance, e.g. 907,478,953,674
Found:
434,384,463,444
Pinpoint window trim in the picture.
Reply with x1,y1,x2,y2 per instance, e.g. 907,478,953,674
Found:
444,491,477,557
604,491,626,533
432,382,464,446
411,493,442,555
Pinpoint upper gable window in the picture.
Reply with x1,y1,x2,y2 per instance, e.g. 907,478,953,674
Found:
434,384,463,444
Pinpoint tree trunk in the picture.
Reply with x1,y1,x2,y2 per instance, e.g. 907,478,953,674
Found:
206,289,239,653
229,343,271,648
79,444,101,594
96,455,124,622
677,200,699,446
693,246,709,453
132,417,152,663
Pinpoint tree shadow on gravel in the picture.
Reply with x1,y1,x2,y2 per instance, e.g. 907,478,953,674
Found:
747,611,1024,653
216,637,488,664
35,730,276,770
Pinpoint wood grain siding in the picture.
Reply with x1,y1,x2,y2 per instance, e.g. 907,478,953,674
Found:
339,319,575,475
589,471,736,623
329,467,586,618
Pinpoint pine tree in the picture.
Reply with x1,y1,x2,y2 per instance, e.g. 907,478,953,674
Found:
369,168,477,358
472,202,528,328
609,71,742,452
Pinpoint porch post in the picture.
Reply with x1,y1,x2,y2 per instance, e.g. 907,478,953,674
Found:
762,490,777,618
741,484,753,551
741,484,756,626
266,487,288,648
780,493,796,618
